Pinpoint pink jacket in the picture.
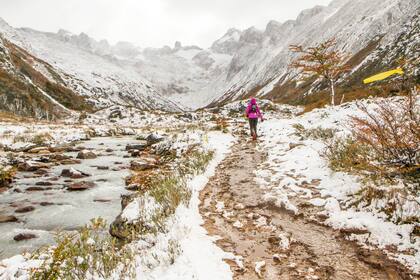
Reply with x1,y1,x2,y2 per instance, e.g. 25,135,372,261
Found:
245,98,263,120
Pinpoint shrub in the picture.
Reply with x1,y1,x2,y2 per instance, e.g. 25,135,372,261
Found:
31,218,136,280
13,132,53,145
32,132,53,146
350,90,419,167
0,165,15,187
213,117,229,133
323,137,372,173
293,124,337,141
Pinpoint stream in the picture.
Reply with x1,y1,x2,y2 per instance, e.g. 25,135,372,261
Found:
0,136,135,259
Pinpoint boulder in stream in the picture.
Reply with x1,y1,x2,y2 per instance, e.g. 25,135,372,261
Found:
66,181,96,191
15,206,35,213
0,215,18,223
26,186,46,192
28,147,50,154
77,150,97,159
14,233,37,242
61,168,90,179
17,162,49,172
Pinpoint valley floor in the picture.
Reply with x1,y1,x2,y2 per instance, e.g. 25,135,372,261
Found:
0,98,418,279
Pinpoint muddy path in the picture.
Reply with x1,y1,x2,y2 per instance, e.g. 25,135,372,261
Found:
199,136,413,280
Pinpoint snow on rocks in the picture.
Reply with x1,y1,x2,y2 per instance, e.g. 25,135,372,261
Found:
254,261,266,278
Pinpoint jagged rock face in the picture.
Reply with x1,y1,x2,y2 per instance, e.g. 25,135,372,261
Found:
211,28,242,55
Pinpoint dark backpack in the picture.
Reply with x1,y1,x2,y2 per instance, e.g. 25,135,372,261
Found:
251,104,257,113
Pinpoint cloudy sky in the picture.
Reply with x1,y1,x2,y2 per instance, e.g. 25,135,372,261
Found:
0,0,332,48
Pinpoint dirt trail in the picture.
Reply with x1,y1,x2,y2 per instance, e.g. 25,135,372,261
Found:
199,136,412,280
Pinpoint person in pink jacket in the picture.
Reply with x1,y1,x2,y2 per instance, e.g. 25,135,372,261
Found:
245,98,264,140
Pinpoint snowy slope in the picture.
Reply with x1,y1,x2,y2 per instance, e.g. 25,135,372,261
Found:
0,19,182,114
0,0,418,112
209,0,420,106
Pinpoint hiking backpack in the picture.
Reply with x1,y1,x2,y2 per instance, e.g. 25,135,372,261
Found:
251,104,257,113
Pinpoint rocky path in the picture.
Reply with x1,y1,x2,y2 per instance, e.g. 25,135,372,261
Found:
199,136,412,280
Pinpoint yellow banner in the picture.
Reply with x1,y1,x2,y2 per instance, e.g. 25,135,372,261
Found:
363,68,404,84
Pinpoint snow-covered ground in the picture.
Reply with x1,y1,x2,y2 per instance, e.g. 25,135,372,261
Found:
132,132,235,279
255,99,420,273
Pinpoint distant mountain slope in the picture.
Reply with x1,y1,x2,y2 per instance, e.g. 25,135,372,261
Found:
208,0,420,106
0,0,418,114
0,35,88,119
0,19,182,119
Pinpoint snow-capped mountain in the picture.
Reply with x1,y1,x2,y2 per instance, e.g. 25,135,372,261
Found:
0,0,418,117
0,18,182,119
208,0,420,106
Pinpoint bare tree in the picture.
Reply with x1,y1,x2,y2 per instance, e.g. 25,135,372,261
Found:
289,38,350,106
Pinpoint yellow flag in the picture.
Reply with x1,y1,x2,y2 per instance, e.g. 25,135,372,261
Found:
363,68,404,84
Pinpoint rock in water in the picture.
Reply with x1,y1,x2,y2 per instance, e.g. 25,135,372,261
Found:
0,215,18,223
14,233,37,241
61,168,90,178
66,181,96,191
15,206,35,213
76,150,97,159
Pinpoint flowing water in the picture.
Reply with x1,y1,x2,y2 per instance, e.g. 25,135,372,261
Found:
0,137,135,259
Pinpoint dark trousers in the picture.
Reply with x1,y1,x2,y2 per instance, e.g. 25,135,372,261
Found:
249,118,258,136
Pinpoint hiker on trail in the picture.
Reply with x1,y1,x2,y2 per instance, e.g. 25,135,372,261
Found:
245,98,263,140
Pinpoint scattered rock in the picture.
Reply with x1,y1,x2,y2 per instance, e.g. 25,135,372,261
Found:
77,150,97,159
125,184,140,191
94,199,112,203
255,261,266,278
0,215,18,223
0,187,8,194
34,169,49,175
14,233,37,241
15,206,35,213
61,168,90,179
146,133,165,145
121,194,136,210
28,147,50,154
130,160,157,171
35,181,53,186
66,181,96,191
26,186,46,192
289,143,304,150
40,202,55,206
13,188,23,193
97,166,109,170
125,142,148,151
340,227,370,235
105,148,113,153
17,162,49,172
234,203,245,210
130,150,141,157
60,159,82,165
49,154,72,161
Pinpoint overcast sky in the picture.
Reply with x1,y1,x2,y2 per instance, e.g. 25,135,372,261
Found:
0,0,332,48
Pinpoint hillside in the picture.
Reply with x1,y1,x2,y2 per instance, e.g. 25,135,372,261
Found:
208,0,420,107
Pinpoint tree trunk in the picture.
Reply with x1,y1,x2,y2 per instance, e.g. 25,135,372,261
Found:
340,93,345,105
330,80,335,106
